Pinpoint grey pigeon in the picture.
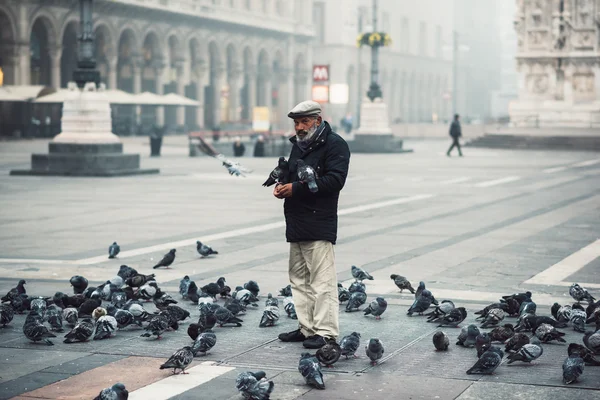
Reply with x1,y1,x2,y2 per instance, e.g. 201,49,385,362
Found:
489,323,514,343
568,343,600,366
197,241,218,257
138,281,157,301
340,332,361,359
23,319,56,345
93,383,128,400
570,283,596,304
365,338,384,366
30,297,47,318
63,318,94,343
296,159,318,193
108,242,120,259
316,340,342,368
348,281,366,294
279,284,292,298
466,346,503,374
164,305,190,322
117,265,138,280
415,281,425,299
519,301,537,317
345,291,367,312
263,156,289,187
265,293,279,307
507,340,543,364
480,308,505,328
192,329,217,355
475,302,509,318
225,297,247,316
456,324,480,348
1,279,26,301
244,280,260,297
535,323,566,343
140,313,169,339
125,273,155,288
563,353,585,384
46,305,64,332
437,307,467,327
390,274,415,293
153,249,176,269
179,276,191,299
583,330,600,354
0,304,15,327
504,332,530,353
364,297,387,319
501,291,532,305
283,297,297,319
425,300,455,322
351,265,373,282
215,305,244,327
338,283,350,303
554,304,572,323
570,308,587,333
113,309,142,329
433,331,449,351
236,371,274,400
259,305,280,327
407,289,434,316
298,352,325,389
93,315,117,340
476,333,492,358
111,291,127,309
160,346,194,374
233,287,259,306
69,276,88,294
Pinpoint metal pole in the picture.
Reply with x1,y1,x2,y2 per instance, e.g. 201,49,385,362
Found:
73,0,100,88
366,0,382,101
452,30,458,118
357,11,363,127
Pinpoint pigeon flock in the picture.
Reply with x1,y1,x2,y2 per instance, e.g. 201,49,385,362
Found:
1,240,599,399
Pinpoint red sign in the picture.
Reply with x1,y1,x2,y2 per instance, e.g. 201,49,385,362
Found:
313,65,330,82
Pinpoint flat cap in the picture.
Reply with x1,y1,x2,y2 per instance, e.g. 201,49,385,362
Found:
287,100,322,119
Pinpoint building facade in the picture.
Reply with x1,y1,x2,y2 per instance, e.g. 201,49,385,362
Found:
0,0,315,132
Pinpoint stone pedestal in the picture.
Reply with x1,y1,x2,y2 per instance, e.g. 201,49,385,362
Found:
351,97,412,153
10,82,159,177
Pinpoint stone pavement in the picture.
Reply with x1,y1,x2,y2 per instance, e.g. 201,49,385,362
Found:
0,137,599,399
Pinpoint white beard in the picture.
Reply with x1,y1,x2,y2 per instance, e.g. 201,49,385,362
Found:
297,123,318,142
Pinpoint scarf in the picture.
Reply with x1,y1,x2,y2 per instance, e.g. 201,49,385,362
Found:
296,122,326,153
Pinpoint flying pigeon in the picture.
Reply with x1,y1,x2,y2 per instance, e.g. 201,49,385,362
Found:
153,249,176,269
456,324,480,348
583,330,600,354
63,318,94,343
365,338,384,366
534,323,566,343
488,323,514,343
506,339,543,364
296,159,318,193
437,307,467,327
216,154,253,177
432,331,449,351
160,346,194,374
466,346,503,374
259,305,280,328
480,308,505,328
390,274,415,293
570,283,596,304
563,352,585,385
298,352,325,390
197,241,218,257
235,371,274,400
108,242,120,259
117,265,138,280
23,319,56,345
263,156,289,187
568,343,600,366
340,332,361,359
316,340,342,368
69,276,88,294
351,265,373,282
283,297,297,319
345,291,367,312
364,297,387,319
0,304,15,327
93,383,129,400
192,329,217,356
504,332,530,353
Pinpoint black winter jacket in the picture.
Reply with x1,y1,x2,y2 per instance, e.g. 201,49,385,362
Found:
283,122,350,244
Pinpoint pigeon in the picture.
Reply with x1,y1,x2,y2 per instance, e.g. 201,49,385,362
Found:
197,241,218,257
345,291,367,312
390,274,415,293
187,281,200,304
224,297,246,316
351,265,373,282
153,287,178,309
504,332,530,353
153,249,176,269
433,331,449,351
110,291,128,309
138,281,158,301
476,333,492,358
46,305,64,332
283,297,297,319
568,343,600,366
570,283,596,304
518,300,536,316
159,309,179,331
25,310,43,325
364,297,387,319
489,323,515,343
415,281,426,299
338,283,350,303
298,352,325,389
0,304,15,327
474,302,509,318
501,291,532,306
93,315,118,340
437,307,467,327
93,383,129,400
534,323,566,343
480,308,505,328
259,305,280,328
466,346,503,374
163,305,190,322
1,279,26,301
552,303,572,323
123,301,150,321
365,338,384,366
506,339,543,364
192,329,217,356
69,276,88,294
456,324,480,348
233,287,259,306
279,284,292,298
425,300,455,322
112,308,142,329
296,159,318,193
63,318,94,343
23,320,56,345
201,282,221,300
340,332,361,359
141,313,170,339
9,294,30,314
316,340,342,368
516,314,566,333
236,371,274,400
108,242,120,259
217,277,231,298
30,297,47,318
160,346,194,374
265,293,279,307
348,281,366,294
263,156,289,187
215,306,244,327
117,265,138,280
563,352,585,384
177,276,191,299
569,308,587,333
92,307,107,321
407,289,434,316
244,280,260,297
125,273,155,288
583,330,600,354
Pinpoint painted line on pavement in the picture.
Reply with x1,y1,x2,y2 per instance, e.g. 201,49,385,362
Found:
543,166,567,174
441,176,471,185
524,239,600,286
474,176,521,188
572,159,600,168
128,362,235,400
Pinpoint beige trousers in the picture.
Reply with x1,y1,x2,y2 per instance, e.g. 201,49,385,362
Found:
289,240,339,339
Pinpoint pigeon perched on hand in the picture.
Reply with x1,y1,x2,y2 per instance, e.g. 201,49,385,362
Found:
160,346,194,374
570,283,596,304
192,329,217,356
506,339,543,364
236,371,274,400
263,156,289,187
197,241,218,257
93,383,128,400
433,331,449,351
351,265,373,282
365,338,384,366
563,352,585,384
153,249,176,269
390,274,415,293
296,159,318,193
316,340,342,368
466,346,503,375
298,352,325,390
108,242,120,259
364,297,387,319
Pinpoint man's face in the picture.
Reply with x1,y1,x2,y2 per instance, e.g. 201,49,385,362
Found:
294,116,321,140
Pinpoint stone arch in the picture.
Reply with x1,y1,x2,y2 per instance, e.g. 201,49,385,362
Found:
164,33,184,129
60,21,78,88
0,6,18,85
29,16,57,86
184,35,204,129
140,30,163,126
94,24,113,87
117,28,137,92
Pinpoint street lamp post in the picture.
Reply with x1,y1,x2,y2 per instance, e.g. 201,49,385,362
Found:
72,0,100,88
367,0,382,101
452,30,458,118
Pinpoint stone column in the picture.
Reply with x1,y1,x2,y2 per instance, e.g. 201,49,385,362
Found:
155,60,166,127
50,47,62,88
174,58,186,127
228,66,243,123
211,64,225,128
275,67,292,129
132,55,143,126
192,63,207,128
246,66,257,120
294,69,309,104
107,54,118,89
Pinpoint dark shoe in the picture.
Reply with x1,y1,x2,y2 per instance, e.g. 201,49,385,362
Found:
278,329,306,342
303,335,327,349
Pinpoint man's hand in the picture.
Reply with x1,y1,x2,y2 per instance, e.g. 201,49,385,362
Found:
273,183,293,199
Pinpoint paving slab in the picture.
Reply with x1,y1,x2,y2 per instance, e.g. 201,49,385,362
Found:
456,382,600,400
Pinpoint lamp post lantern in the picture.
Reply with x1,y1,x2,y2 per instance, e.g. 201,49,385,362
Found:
73,0,100,88
366,0,382,101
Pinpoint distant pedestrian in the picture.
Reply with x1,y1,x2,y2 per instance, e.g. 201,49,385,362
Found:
233,136,245,157
447,114,463,157
254,135,266,157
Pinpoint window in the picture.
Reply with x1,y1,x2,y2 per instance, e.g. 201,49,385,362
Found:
435,25,442,58
313,1,325,44
419,21,427,56
401,17,409,52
